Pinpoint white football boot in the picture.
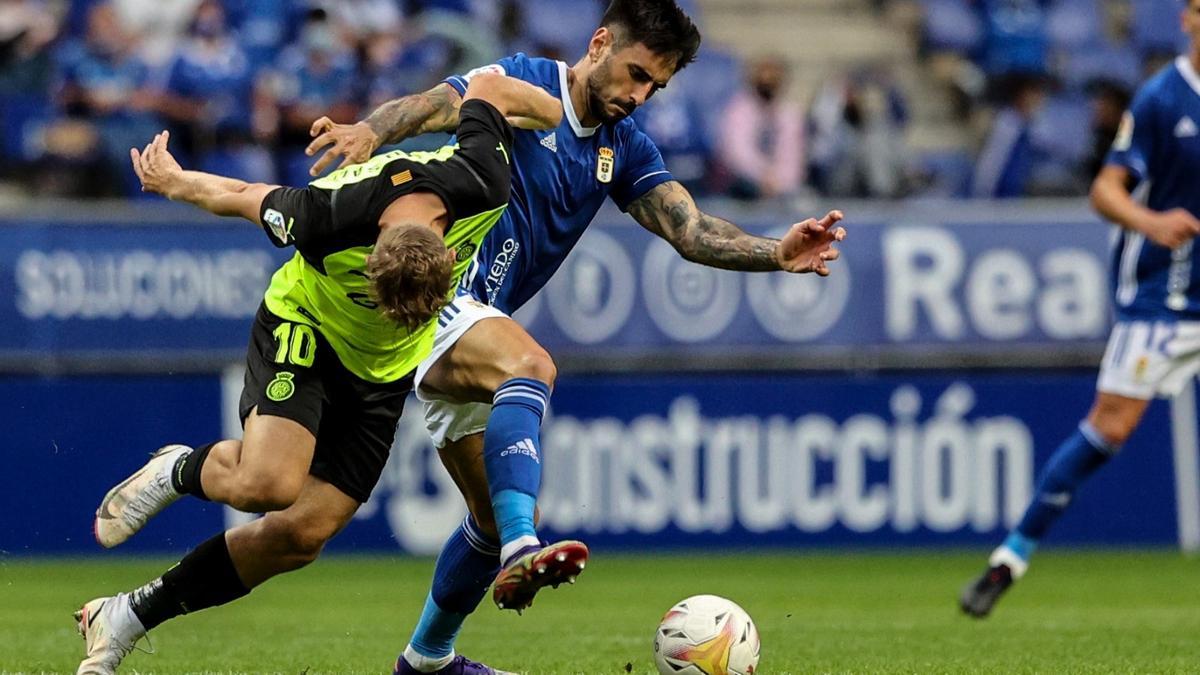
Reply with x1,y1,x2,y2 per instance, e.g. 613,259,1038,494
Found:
74,594,147,674
93,444,190,548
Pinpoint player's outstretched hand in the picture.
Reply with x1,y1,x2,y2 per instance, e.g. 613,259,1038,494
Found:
776,210,846,276
306,117,380,176
1145,207,1200,249
130,131,183,198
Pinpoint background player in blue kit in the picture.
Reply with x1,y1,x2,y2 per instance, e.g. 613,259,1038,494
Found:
961,0,1200,618
308,1,846,672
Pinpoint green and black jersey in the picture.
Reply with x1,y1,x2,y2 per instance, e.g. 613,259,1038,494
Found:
256,99,513,383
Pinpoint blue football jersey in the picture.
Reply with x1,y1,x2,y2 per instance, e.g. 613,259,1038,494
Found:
1105,56,1200,320
442,53,675,313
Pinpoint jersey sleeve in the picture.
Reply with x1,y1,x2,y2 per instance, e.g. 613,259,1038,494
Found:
259,186,336,250
443,53,526,97
1105,86,1160,185
609,127,675,211
449,98,514,212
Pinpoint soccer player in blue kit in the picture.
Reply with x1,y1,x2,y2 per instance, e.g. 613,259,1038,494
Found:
961,0,1200,618
308,1,846,672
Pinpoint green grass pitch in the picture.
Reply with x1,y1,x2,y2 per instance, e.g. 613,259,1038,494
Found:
3,551,1199,674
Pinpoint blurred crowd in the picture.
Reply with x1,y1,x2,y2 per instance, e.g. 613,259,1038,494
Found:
917,0,1181,198
0,0,1187,201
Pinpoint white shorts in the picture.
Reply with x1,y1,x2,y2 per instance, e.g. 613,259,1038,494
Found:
414,294,509,448
1097,321,1200,400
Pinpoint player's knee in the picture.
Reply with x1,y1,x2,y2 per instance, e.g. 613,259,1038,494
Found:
231,470,304,512
1086,402,1142,448
501,348,557,388
1089,416,1135,448
259,516,332,568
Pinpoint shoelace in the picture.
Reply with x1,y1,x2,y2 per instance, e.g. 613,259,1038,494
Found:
120,472,173,528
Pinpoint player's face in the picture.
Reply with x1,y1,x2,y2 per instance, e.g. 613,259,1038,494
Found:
1184,0,1200,47
586,41,676,123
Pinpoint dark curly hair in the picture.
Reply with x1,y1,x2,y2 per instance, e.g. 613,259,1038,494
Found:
600,0,702,72
367,224,453,331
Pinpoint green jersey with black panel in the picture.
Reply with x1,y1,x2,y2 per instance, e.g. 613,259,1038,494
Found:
257,99,513,383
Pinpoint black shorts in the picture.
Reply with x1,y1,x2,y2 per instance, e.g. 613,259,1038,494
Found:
239,303,413,502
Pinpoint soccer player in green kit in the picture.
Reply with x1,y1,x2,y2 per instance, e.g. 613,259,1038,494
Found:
73,73,562,675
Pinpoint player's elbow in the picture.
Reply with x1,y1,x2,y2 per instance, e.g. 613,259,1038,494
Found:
464,73,511,114
1088,176,1108,213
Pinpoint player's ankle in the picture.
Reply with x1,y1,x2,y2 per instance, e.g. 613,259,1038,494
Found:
403,645,454,673
500,535,540,566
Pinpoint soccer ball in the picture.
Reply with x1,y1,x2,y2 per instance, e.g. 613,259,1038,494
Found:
653,594,760,675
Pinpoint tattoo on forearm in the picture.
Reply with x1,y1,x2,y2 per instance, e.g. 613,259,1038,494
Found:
366,85,462,145
628,182,781,271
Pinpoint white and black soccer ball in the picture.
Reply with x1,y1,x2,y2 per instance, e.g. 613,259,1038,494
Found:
653,594,760,675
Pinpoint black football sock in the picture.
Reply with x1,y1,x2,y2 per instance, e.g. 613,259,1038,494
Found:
171,442,215,500
129,533,250,631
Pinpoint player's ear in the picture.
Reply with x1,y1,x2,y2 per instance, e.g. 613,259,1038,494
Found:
588,27,611,62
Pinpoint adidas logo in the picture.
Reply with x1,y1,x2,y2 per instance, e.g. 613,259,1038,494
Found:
1176,116,1198,138
540,132,558,153
500,438,540,463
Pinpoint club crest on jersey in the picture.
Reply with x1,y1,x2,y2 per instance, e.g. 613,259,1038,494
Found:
455,242,477,263
596,147,615,183
266,372,295,402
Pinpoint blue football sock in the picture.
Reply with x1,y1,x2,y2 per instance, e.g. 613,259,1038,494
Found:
483,377,549,547
1013,421,1117,548
407,517,500,660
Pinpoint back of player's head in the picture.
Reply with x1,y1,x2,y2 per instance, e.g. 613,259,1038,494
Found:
368,224,453,331
601,0,702,72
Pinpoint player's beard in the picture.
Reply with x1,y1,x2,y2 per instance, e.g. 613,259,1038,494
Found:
586,63,635,124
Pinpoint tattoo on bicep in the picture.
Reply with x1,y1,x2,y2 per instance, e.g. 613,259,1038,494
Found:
367,85,463,144
629,182,694,241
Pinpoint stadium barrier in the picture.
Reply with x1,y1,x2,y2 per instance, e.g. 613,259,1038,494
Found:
2,199,1197,555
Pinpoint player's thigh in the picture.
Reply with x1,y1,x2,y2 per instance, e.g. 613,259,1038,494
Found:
240,407,317,493
1093,321,1200,444
237,304,326,496
421,315,556,403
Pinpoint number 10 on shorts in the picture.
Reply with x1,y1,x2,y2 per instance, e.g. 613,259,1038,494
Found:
272,322,316,367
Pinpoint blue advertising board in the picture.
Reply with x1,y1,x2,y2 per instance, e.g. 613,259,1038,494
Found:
4,370,1194,555
0,202,1114,370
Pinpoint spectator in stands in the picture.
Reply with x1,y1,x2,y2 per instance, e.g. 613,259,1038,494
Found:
0,0,61,95
809,67,910,199
156,0,255,159
980,0,1048,79
264,7,358,184
971,72,1048,198
358,29,456,119
107,0,205,66
718,55,805,200
46,1,159,196
635,83,711,195
1084,78,1131,180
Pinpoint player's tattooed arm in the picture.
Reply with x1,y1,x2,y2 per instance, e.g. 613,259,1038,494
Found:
627,181,847,275
366,83,464,143
306,84,463,176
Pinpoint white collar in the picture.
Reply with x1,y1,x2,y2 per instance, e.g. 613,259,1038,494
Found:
557,60,599,137
1175,55,1200,99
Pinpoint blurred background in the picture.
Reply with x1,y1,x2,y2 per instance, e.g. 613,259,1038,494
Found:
2,0,1197,563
